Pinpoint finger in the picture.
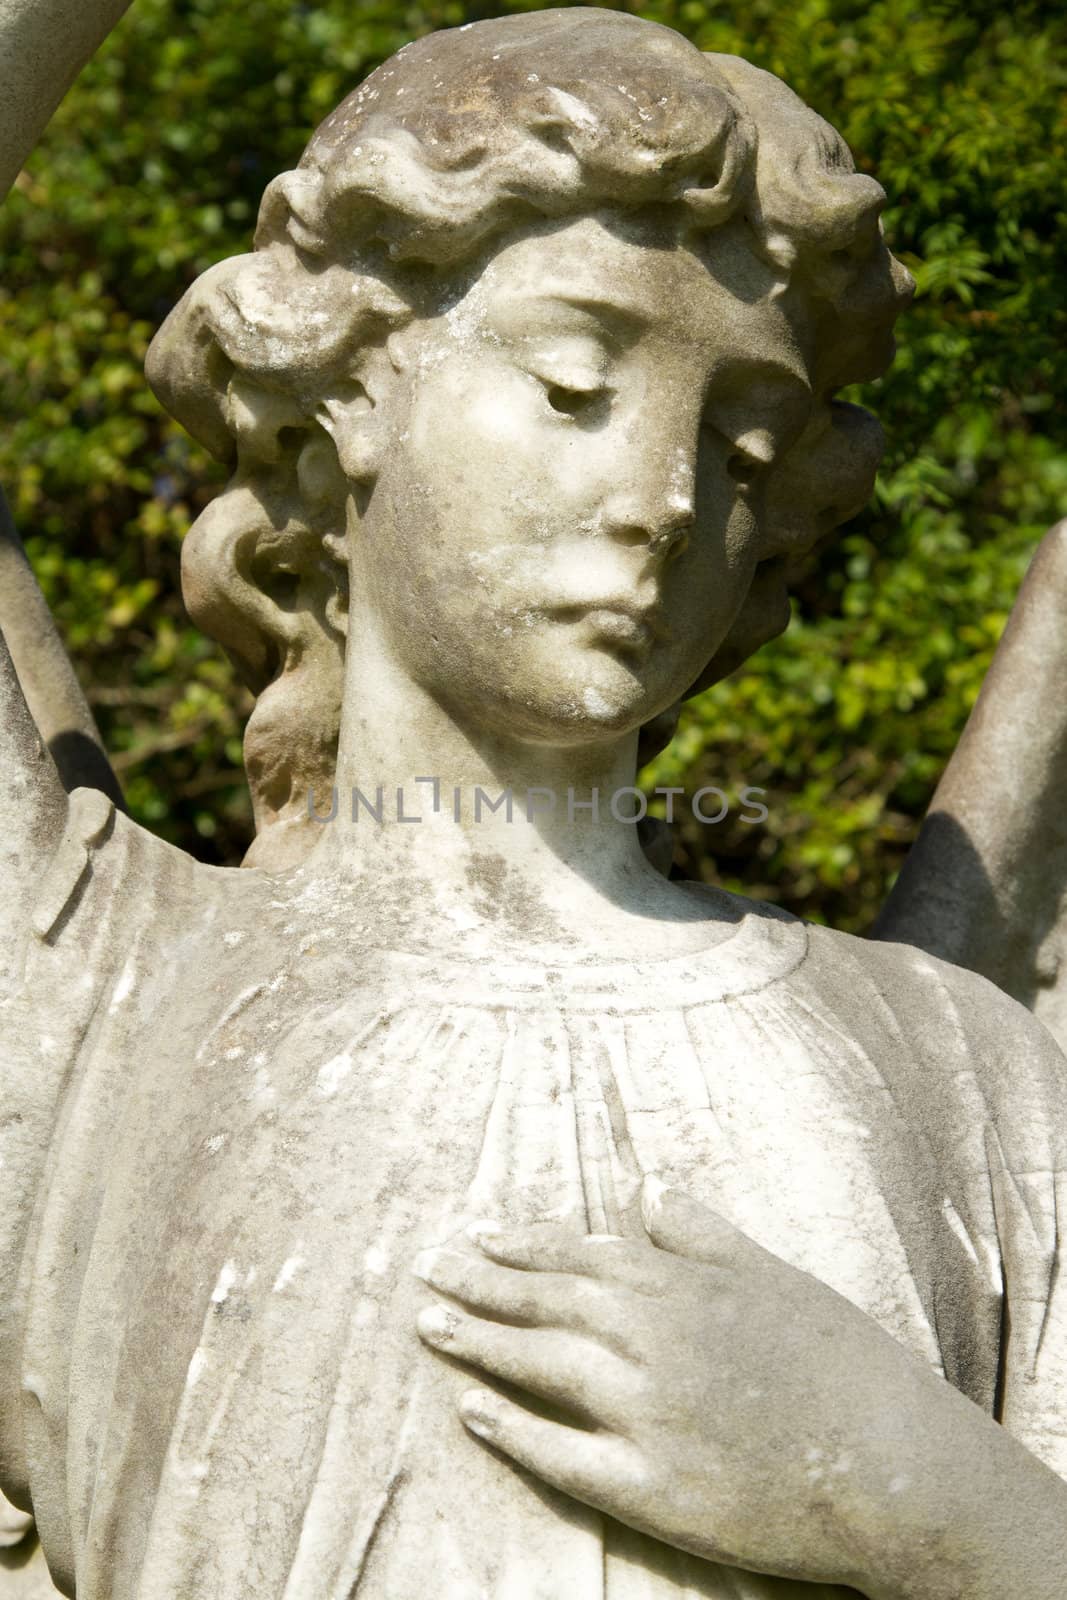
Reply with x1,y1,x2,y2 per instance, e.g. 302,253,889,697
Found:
467,1220,660,1290
640,1175,751,1266
459,1386,644,1512
413,1245,626,1343
417,1301,633,1419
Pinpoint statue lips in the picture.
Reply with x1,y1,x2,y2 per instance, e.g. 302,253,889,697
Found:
546,597,671,658
584,607,657,655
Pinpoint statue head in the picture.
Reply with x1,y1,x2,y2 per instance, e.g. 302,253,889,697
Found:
146,7,912,868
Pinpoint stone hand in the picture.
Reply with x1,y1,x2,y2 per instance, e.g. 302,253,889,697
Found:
414,1177,1064,1600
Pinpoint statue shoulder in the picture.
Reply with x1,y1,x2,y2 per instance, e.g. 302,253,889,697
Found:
4,783,259,1009
805,921,1067,1134
29,785,118,942
29,786,255,952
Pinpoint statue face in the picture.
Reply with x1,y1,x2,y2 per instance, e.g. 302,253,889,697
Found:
350,213,815,747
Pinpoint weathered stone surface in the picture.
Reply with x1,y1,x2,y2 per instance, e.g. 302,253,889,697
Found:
0,491,121,807
3,10,1067,1600
876,518,1067,1046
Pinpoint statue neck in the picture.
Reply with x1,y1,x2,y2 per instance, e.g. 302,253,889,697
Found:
316,620,659,920
308,581,738,962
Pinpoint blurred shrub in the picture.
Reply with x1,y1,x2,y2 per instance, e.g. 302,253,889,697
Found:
1,0,1064,923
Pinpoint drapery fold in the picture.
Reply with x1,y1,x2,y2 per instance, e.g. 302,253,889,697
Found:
6,795,1067,1598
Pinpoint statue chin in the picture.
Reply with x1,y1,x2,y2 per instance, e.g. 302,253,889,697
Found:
0,1490,35,1549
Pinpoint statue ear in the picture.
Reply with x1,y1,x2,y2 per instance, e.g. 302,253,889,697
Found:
315,385,378,482
316,337,404,484
222,376,350,509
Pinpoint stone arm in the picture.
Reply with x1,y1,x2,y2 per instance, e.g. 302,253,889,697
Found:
0,0,133,200
0,612,67,965
874,520,1067,1041
0,0,127,804
0,492,122,807
1,10,131,1590
0,0,135,947
0,0,131,943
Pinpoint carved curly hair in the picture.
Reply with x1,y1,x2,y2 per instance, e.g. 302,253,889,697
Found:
146,7,912,869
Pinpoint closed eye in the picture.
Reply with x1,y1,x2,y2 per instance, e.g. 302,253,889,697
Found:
545,382,609,420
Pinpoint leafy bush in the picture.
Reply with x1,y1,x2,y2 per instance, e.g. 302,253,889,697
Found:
1,0,1064,925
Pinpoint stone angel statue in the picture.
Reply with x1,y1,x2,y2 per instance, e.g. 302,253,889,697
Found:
3,7,1067,1599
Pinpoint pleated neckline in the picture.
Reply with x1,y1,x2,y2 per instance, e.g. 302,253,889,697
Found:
365,895,809,1012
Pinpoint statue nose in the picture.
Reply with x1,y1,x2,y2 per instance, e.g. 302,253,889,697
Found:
650,513,692,559
604,505,693,560
602,451,696,559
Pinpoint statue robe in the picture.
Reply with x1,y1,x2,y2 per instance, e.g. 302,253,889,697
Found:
3,790,1066,1598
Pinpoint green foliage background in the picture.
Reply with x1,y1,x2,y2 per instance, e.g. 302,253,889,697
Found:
1,0,1064,928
